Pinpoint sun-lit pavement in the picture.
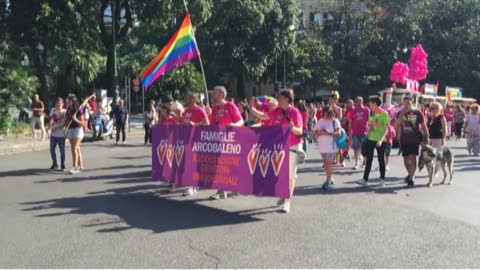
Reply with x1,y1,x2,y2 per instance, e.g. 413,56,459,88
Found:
1,138,480,268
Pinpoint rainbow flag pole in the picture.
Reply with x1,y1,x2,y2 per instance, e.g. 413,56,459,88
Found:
139,5,209,104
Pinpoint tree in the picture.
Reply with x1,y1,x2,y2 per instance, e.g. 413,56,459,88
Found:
290,35,339,99
198,0,300,99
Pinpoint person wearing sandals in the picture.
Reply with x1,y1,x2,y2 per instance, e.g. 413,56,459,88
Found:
314,105,341,190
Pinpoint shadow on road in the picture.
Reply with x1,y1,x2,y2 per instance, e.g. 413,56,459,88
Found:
0,168,52,179
34,169,152,184
20,184,262,234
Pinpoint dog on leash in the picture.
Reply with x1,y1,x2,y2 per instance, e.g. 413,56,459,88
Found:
418,144,455,187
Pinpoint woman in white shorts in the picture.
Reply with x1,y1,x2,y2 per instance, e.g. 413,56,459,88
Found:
314,105,341,190
65,94,85,174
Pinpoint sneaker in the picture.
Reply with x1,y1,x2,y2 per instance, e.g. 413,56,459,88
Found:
277,198,285,206
380,179,386,187
50,165,58,170
329,179,335,185
280,199,290,213
122,141,126,144
356,179,369,187
229,192,240,198
183,187,197,197
341,161,346,167
352,164,359,170
69,167,80,174
209,190,227,200
386,166,390,171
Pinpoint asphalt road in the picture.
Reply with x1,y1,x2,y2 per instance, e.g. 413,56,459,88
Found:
1,138,480,268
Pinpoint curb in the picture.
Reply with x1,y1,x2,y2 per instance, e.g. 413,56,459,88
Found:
0,129,145,156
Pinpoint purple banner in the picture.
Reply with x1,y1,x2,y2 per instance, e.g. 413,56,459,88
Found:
152,125,291,198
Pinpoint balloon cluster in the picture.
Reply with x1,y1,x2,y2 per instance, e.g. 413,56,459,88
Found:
389,61,409,85
408,44,429,81
389,44,429,85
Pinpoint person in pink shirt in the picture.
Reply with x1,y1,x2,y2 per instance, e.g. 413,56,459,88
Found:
159,105,179,126
183,92,210,126
207,86,244,200
250,89,304,213
444,103,454,139
182,93,210,196
348,97,370,169
208,87,244,127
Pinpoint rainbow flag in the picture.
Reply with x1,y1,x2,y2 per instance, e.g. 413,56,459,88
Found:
140,12,199,89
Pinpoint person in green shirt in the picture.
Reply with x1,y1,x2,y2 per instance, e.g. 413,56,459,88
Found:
356,96,390,187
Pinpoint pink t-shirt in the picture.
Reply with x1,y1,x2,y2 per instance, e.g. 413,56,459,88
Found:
210,102,243,125
349,107,370,135
444,108,454,122
183,105,208,125
268,106,303,147
161,117,178,125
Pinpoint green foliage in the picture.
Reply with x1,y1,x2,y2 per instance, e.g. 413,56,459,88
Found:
0,44,39,133
291,35,339,97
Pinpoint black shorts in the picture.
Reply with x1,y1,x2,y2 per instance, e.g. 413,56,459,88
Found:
384,143,392,157
401,144,420,157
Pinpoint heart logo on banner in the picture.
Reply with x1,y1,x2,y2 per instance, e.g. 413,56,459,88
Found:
271,150,285,176
166,146,175,167
175,145,185,166
157,142,167,165
247,148,260,175
258,153,270,178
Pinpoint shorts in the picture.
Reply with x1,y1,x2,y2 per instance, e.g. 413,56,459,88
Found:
352,135,367,150
321,153,336,162
289,144,300,181
401,144,420,157
384,143,392,157
66,127,84,139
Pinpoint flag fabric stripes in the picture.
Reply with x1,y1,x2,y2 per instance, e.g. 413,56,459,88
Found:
140,12,199,89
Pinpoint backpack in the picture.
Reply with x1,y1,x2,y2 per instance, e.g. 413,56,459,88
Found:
333,120,348,150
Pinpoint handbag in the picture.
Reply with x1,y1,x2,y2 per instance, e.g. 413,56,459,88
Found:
333,120,348,150
405,118,424,144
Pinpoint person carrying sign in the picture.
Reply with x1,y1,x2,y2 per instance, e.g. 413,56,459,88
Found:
182,92,210,196
249,89,304,213
206,86,244,200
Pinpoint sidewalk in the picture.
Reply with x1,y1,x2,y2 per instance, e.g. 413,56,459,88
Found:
0,114,145,156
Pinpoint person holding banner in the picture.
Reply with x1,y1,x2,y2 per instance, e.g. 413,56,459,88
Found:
182,92,210,196
207,86,244,200
249,89,304,213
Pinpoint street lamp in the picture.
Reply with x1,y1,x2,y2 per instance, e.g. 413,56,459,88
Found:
103,2,127,105
284,25,296,89
53,65,59,97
